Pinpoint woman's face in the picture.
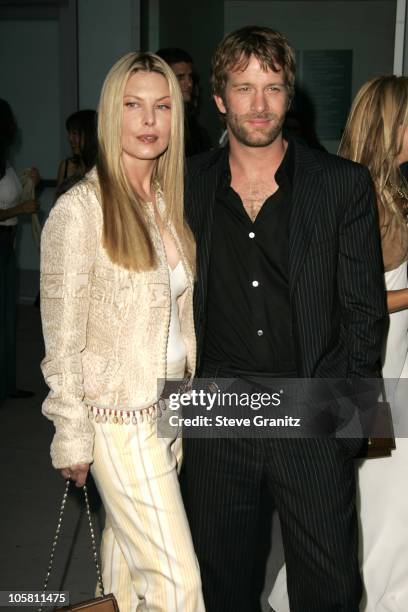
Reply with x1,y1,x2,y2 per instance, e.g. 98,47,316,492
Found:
121,70,172,166
67,129,82,155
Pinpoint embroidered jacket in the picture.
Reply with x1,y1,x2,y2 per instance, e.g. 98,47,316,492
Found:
40,170,195,468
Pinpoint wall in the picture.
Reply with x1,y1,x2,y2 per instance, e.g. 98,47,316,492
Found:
403,0,408,72
225,0,397,151
1,0,141,300
159,0,225,143
78,0,140,110
0,19,60,290
0,19,60,180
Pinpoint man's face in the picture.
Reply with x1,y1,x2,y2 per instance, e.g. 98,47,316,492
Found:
171,61,193,103
214,55,290,147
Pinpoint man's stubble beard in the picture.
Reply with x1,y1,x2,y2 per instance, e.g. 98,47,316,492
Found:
226,110,286,148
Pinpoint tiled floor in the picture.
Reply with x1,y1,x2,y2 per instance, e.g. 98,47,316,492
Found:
0,305,284,611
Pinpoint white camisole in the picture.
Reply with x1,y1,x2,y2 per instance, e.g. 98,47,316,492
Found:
166,260,188,367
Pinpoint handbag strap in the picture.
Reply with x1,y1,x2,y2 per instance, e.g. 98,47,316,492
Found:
38,480,105,611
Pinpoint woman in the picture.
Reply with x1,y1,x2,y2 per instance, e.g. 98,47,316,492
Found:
0,98,39,401
339,75,408,612
56,109,97,187
269,76,408,612
41,52,204,612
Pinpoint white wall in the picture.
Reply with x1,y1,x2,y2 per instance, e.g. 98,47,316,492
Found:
225,1,397,151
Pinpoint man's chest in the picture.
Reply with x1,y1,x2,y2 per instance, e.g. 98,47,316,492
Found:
230,177,279,222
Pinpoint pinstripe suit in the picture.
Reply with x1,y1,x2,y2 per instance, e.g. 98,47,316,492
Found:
180,141,387,612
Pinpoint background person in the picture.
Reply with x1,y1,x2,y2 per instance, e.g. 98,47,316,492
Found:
40,52,204,612
0,98,39,402
56,109,97,188
339,75,408,612
156,47,212,156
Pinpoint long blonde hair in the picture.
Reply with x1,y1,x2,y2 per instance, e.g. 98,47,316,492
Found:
96,51,195,272
338,75,408,215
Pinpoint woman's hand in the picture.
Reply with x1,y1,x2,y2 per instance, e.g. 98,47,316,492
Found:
25,167,41,186
0,199,39,221
18,199,39,214
61,463,90,487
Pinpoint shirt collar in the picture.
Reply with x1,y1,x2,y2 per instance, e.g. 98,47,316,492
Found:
275,137,294,189
219,137,295,190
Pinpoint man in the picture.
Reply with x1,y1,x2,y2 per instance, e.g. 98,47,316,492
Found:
156,47,194,104
156,47,211,155
180,26,386,612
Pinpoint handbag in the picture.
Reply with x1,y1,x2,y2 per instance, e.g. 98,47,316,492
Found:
357,400,396,459
38,480,119,612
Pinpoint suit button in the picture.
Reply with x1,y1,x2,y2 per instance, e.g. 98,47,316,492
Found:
252,280,259,287
257,329,264,337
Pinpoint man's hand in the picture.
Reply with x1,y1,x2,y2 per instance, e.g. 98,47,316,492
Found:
61,463,90,487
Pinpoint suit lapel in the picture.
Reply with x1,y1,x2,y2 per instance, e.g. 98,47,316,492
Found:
289,143,324,294
190,149,227,325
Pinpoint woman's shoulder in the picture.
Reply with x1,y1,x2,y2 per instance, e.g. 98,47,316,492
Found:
50,168,102,228
3,164,20,182
57,167,99,202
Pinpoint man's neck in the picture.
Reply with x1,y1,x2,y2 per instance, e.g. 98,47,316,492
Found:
228,133,288,181
227,133,288,222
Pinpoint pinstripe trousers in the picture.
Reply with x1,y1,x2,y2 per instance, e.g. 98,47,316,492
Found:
181,434,362,612
90,360,205,612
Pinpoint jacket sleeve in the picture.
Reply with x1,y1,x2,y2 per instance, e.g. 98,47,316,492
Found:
40,187,98,468
338,165,387,377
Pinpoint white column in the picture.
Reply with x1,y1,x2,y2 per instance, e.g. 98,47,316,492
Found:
394,0,407,75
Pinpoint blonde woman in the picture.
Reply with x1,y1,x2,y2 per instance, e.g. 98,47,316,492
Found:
269,75,408,612
40,52,204,612
338,75,408,612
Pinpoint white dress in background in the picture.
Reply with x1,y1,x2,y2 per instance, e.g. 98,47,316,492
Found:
269,262,408,612
357,261,408,612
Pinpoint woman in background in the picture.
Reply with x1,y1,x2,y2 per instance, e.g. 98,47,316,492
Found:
56,109,97,188
338,74,408,612
41,52,204,612
0,98,39,401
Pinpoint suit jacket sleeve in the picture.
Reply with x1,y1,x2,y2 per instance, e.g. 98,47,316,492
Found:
40,188,97,469
337,166,386,377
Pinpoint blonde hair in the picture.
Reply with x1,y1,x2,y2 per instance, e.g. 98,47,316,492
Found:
96,51,195,272
338,75,408,215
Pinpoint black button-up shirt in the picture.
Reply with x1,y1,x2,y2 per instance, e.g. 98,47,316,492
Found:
203,141,297,375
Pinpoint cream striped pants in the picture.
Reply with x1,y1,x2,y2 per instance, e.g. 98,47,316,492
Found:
90,361,205,612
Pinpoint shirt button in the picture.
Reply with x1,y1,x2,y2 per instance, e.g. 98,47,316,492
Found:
252,280,259,287
257,329,264,337
249,231,255,239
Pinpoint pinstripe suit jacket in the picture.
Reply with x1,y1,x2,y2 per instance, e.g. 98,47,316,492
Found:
185,140,387,378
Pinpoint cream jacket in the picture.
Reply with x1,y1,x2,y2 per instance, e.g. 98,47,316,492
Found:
40,171,196,469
